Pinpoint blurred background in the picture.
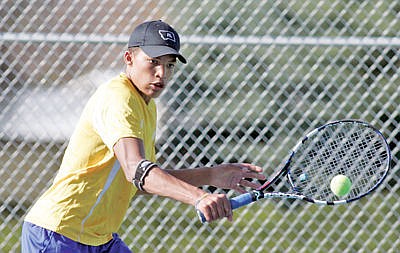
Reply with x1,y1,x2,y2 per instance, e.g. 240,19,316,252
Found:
1,1,399,252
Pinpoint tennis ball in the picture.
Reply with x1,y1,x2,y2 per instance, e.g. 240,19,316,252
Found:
299,173,308,182
330,175,352,197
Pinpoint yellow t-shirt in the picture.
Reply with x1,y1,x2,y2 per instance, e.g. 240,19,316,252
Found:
25,73,157,246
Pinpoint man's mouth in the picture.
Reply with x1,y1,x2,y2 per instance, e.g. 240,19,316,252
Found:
150,82,165,90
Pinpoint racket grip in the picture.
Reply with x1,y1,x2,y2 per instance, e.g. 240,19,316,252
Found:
197,193,254,223
230,192,254,209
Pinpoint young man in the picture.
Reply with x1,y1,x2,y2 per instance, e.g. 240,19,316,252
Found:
21,20,266,252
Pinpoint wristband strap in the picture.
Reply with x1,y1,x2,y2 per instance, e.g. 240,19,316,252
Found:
194,193,210,209
133,159,158,191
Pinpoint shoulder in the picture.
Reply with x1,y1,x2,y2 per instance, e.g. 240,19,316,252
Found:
94,74,139,103
103,74,133,95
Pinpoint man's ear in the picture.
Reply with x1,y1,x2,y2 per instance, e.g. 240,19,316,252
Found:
124,51,133,65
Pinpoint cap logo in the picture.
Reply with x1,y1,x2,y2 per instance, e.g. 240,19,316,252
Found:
158,30,176,43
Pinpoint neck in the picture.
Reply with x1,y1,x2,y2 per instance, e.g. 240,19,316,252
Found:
125,72,151,104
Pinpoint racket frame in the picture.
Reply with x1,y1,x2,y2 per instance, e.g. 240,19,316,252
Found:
257,119,391,204
198,120,391,223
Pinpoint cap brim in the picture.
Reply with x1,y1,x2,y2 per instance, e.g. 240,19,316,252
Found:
141,46,187,64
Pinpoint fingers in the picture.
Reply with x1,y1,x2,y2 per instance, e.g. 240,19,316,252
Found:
222,195,232,219
238,178,262,189
239,163,264,173
196,194,232,222
210,162,266,194
244,171,267,181
235,163,266,192
232,178,261,194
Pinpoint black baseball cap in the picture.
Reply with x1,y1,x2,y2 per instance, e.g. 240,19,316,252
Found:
128,20,187,64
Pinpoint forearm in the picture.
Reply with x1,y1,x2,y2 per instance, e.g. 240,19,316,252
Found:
143,166,233,222
142,167,206,205
113,137,264,222
164,167,215,187
166,163,266,194
113,137,207,204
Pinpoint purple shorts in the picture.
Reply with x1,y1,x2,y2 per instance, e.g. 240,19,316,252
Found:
21,222,132,253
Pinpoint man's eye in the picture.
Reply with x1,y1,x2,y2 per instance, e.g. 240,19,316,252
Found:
167,63,176,69
148,59,159,65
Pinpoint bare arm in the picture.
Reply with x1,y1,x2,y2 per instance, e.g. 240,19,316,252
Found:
113,137,232,222
165,164,265,193
113,137,204,204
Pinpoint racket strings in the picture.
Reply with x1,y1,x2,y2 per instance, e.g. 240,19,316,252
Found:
289,122,389,202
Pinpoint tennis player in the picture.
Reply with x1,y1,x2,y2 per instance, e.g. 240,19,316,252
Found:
21,20,265,252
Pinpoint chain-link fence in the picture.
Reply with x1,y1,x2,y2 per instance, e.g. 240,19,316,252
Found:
1,1,399,252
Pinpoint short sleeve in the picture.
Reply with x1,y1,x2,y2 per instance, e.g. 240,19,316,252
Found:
92,85,144,151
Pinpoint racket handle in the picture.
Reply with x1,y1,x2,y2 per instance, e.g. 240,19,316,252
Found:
197,193,255,223
230,192,254,209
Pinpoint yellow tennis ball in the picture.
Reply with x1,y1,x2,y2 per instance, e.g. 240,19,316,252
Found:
330,175,352,197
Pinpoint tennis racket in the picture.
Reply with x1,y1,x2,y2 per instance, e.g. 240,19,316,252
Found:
198,120,391,223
